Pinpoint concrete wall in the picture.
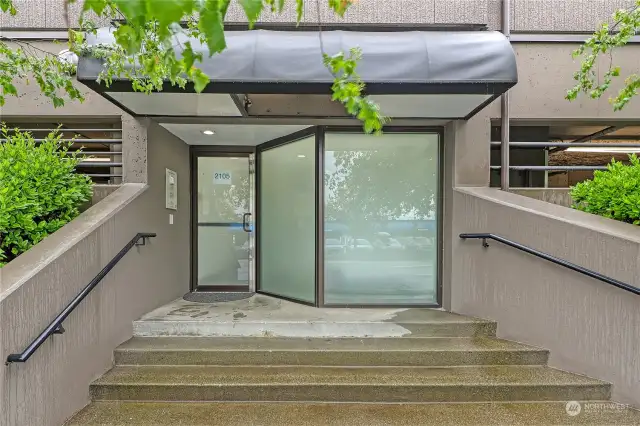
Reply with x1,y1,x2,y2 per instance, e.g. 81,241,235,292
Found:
510,188,573,207
450,187,640,407
0,122,190,426
0,41,121,118
510,43,640,120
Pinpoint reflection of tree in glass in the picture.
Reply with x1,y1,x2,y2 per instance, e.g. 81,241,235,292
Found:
199,175,250,223
325,148,437,223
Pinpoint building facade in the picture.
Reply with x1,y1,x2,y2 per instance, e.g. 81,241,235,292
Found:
1,1,640,424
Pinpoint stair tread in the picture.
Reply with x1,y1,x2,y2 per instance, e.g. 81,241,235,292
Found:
117,336,545,352
93,365,608,387
67,401,640,425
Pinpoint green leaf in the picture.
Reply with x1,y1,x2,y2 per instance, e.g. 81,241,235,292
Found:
3,83,17,95
192,68,210,92
113,25,141,53
296,0,303,22
154,0,189,38
238,0,264,28
0,0,17,15
199,0,226,55
220,0,232,17
82,0,108,15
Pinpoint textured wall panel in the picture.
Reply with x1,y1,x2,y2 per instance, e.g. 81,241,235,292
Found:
44,0,111,28
221,0,437,24
513,0,636,32
435,0,488,24
0,0,46,28
451,187,640,407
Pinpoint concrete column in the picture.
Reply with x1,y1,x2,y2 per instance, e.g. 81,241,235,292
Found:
121,115,150,184
441,102,499,310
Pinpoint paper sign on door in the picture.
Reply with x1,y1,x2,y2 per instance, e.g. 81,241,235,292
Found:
213,171,232,185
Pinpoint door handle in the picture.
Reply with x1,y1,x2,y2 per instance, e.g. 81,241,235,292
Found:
242,213,252,232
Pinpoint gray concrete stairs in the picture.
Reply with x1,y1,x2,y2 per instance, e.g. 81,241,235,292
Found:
66,310,640,425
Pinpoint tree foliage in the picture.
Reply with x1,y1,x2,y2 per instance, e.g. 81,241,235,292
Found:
571,154,640,225
568,1,640,110
0,0,387,133
0,127,93,266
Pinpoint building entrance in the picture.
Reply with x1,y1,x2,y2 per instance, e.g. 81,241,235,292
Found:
192,127,442,307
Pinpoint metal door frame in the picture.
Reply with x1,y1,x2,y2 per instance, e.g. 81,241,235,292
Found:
190,145,256,292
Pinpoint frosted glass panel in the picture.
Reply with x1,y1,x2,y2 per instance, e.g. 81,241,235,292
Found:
324,133,439,305
259,137,316,303
197,156,251,288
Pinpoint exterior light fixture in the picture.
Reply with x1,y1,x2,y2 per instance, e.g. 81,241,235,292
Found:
297,154,306,158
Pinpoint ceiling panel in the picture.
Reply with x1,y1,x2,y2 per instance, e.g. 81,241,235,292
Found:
107,92,243,116
160,123,311,145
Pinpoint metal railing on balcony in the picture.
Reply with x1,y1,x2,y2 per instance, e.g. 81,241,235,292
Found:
1,123,123,184
491,138,640,189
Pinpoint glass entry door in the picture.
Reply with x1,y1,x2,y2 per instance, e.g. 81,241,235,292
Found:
257,134,317,304
196,154,254,291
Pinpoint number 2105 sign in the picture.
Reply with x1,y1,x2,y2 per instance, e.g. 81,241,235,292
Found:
214,171,232,185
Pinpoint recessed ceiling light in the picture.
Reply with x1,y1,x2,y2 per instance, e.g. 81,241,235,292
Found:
297,154,306,158
202,129,215,135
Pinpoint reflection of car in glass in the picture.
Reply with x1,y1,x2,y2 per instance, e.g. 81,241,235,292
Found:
397,237,433,251
325,238,346,256
374,237,403,251
414,237,434,251
349,239,374,252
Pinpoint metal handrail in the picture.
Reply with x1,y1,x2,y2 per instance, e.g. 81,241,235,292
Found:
5,232,156,364
459,233,640,296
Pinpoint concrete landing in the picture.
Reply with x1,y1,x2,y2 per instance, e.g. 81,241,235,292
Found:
134,294,496,338
67,401,640,425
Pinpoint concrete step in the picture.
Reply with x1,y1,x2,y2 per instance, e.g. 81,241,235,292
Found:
115,336,549,366
134,300,497,338
90,365,610,403
67,401,640,425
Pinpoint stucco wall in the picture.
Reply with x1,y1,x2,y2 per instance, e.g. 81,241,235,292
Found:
450,187,640,407
0,123,190,426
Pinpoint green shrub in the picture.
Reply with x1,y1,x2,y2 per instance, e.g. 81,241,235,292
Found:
571,154,640,224
0,126,93,267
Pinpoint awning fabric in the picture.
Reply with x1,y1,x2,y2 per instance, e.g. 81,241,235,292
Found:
77,28,517,94
76,28,517,119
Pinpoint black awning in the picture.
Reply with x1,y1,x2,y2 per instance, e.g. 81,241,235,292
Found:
77,28,517,119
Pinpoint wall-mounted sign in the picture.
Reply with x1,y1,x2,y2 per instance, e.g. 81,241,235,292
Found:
214,171,232,185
